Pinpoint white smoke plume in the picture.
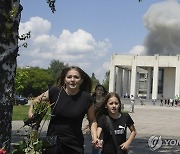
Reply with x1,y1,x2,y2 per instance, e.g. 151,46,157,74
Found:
143,0,180,55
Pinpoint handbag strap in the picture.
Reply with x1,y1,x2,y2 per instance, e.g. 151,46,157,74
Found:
51,87,62,116
106,115,121,154
39,87,62,134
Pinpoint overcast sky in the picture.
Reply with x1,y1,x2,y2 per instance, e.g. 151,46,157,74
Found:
18,0,180,83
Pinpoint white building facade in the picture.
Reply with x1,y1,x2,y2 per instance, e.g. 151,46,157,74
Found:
109,54,180,100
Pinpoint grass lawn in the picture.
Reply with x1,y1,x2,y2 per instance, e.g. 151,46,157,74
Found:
12,105,128,121
12,105,30,120
12,105,51,121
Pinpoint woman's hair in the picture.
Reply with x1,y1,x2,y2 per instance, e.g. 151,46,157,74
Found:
95,92,121,119
92,84,108,98
55,66,92,93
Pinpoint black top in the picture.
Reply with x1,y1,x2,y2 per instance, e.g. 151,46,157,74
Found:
47,86,93,148
98,113,134,154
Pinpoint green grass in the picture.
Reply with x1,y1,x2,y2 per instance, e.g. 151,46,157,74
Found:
12,105,51,121
12,105,30,120
12,105,128,121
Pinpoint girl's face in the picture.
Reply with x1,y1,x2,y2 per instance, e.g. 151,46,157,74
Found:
106,96,120,115
95,86,104,96
65,69,83,91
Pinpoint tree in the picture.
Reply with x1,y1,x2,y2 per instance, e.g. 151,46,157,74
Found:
15,67,29,95
15,67,54,97
102,71,110,91
0,0,22,151
0,0,56,151
91,73,100,91
23,67,54,97
48,60,68,84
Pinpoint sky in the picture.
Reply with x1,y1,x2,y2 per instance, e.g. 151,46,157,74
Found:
18,0,180,83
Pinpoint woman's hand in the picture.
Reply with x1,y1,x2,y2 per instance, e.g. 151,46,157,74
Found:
92,138,103,149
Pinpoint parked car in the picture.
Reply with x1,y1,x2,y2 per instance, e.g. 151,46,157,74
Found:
14,95,28,105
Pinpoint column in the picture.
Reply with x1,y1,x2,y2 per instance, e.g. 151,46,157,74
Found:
147,67,152,99
175,55,180,96
109,55,116,92
152,55,159,100
123,69,129,96
130,56,137,97
116,67,123,96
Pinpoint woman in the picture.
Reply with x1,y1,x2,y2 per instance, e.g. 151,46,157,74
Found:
28,66,98,154
95,92,136,154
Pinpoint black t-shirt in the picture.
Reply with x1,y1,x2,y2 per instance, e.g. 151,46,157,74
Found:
98,113,134,154
47,86,93,147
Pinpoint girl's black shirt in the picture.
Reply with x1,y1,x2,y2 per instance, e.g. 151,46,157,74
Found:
98,113,134,154
47,86,93,147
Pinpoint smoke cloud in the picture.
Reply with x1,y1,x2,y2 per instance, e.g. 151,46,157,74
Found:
143,0,180,55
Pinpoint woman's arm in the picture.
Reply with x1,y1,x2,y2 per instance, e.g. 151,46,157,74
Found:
97,127,102,139
120,124,137,150
28,90,49,118
87,104,98,144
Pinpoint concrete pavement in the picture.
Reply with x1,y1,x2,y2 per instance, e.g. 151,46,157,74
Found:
11,100,180,154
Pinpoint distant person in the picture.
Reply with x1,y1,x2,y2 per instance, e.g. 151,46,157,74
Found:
92,85,108,109
130,95,135,113
164,99,167,106
167,99,170,107
91,85,107,154
28,66,98,154
160,95,163,106
95,92,136,154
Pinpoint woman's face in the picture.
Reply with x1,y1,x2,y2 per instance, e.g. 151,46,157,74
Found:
64,69,83,91
106,96,120,114
95,86,104,96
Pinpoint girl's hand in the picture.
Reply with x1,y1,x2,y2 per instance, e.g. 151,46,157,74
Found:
120,141,129,150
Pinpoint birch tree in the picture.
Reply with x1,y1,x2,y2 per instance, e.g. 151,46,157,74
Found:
0,0,55,151
0,0,22,151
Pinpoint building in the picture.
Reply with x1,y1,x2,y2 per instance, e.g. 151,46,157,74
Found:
109,54,180,100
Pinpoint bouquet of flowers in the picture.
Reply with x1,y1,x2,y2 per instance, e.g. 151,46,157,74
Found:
12,99,50,154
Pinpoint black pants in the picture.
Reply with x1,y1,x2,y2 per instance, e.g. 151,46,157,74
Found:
44,137,83,154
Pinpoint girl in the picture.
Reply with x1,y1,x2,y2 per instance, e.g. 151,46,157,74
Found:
95,92,136,154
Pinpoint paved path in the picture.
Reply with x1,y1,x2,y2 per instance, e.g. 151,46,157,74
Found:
12,101,180,154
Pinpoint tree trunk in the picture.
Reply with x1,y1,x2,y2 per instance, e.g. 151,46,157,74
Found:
0,0,22,152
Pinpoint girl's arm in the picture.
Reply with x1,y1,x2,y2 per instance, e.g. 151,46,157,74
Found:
120,124,137,150
28,90,49,118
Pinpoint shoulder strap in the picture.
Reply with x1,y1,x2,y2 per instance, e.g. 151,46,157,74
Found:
106,116,121,154
51,87,62,116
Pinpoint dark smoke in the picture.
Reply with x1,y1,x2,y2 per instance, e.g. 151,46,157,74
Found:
143,0,180,55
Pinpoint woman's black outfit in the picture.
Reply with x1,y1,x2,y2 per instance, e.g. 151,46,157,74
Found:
45,86,93,154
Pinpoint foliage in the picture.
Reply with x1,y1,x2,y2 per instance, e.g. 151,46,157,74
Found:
12,99,51,154
47,0,56,13
18,31,31,48
48,60,68,84
102,71,110,91
15,68,29,95
15,67,54,97
91,73,100,91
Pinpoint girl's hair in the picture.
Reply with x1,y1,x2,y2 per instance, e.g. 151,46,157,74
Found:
95,92,121,119
55,66,92,93
92,84,108,98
